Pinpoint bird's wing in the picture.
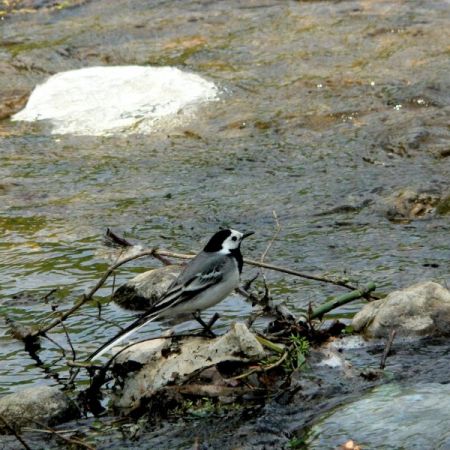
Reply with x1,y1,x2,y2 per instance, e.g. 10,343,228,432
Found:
151,261,225,313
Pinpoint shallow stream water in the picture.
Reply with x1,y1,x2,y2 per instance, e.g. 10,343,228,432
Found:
0,0,449,447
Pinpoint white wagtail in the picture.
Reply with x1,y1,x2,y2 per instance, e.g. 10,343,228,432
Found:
89,228,253,360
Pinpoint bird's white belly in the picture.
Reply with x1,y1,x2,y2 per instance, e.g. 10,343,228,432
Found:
160,268,240,317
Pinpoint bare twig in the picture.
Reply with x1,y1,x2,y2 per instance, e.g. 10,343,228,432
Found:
111,272,116,298
43,334,66,356
0,415,32,450
33,249,158,337
310,282,376,320
228,351,288,380
103,229,371,292
151,248,362,291
60,320,76,361
31,420,96,450
43,288,57,303
255,211,281,307
380,329,397,370
166,384,259,397
104,228,133,248
96,300,102,321
260,210,281,264
247,258,359,290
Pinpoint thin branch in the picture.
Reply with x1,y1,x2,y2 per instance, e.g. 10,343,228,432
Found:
0,415,32,450
310,282,376,320
103,229,372,292
111,272,116,298
43,334,66,356
31,421,96,450
256,211,281,306
104,228,133,248
227,351,288,381
246,258,359,290
42,288,57,303
152,248,361,291
260,210,281,264
33,249,157,337
96,300,102,321
157,249,363,291
60,320,76,361
380,329,397,370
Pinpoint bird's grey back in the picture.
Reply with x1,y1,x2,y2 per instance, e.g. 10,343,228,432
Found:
172,251,233,287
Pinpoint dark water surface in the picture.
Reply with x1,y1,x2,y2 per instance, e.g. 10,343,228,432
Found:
1,0,449,400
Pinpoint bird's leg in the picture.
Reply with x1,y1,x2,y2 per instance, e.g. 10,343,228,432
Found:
192,311,219,337
207,312,220,329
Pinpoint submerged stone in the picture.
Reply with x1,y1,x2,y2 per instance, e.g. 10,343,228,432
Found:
12,66,219,136
382,188,442,222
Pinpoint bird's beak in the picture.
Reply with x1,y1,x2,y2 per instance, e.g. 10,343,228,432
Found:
242,231,255,239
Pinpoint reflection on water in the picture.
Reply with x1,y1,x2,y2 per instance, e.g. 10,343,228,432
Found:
1,0,449,394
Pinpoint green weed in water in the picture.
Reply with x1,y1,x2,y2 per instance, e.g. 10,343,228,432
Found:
284,334,310,372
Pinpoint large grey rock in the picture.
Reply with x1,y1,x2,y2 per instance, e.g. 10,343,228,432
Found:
111,322,266,410
352,281,450,338
0,386,78,433
113,264,182,311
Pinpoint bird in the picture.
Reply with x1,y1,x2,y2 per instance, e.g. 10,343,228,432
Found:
89,228,253,360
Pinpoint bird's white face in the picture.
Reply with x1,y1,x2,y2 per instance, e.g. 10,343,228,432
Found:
220,229,244,253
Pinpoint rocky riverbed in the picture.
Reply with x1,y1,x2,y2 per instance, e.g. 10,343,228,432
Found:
1,0,449,448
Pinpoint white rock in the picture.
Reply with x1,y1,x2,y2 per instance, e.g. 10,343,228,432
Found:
352,281,450,338
112,322,266,410
12,66,219,136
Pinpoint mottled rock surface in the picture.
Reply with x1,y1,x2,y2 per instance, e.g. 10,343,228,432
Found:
111,322,266,410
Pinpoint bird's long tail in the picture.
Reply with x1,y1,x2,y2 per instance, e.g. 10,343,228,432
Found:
88,312,160,361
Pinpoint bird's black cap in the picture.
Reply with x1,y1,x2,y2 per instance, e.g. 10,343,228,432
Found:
203,229,232,252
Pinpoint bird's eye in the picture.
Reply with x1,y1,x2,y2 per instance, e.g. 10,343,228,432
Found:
231,236,237,241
